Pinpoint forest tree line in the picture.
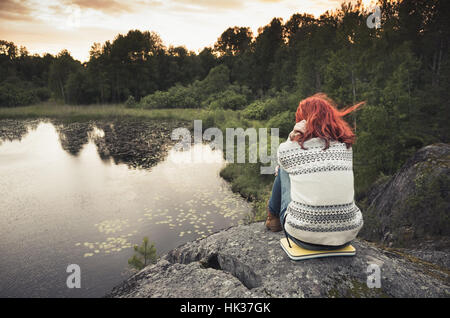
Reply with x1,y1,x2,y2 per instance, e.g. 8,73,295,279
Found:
0,0,448,192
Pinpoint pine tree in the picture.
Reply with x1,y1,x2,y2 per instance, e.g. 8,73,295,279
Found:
128,237,157,270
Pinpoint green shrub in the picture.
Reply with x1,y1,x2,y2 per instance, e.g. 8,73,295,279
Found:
0,82,44,107
139,65,246,110
220,162,273,221
266,110,295,138
208,90,247,110
140,84,201,109
140,90,168,108
242,100,267,120
241,90,300,120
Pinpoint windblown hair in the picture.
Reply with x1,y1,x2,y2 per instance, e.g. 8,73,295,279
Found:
294,93,365,150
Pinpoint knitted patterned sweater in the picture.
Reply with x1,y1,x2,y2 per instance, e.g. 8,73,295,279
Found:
277,137,363,246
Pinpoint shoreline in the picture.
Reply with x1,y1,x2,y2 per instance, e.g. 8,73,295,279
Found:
0,102,210,122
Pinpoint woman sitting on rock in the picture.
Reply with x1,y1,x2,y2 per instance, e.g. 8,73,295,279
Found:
266,93,365,250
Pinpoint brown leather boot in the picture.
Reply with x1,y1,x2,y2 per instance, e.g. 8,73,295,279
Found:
265,201,282,232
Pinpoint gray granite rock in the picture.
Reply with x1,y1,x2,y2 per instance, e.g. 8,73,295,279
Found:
360,143,450,248
107,222,450,298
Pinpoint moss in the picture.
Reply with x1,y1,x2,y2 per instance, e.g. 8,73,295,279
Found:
401,170,449,239
383,247,450,284
328,277,389,298
348,280,389,298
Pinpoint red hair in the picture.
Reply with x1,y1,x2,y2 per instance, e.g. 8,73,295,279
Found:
294,93,365,150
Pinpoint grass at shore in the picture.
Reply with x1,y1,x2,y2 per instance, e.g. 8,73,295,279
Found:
220,163,273,221
0,102,211,122
0,102,275,222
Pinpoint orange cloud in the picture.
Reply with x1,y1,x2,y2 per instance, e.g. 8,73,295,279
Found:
64,0,136,14
0,0,33,21
171,0,243,10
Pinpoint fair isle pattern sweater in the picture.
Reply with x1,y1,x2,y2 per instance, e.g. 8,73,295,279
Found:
277,137,363,246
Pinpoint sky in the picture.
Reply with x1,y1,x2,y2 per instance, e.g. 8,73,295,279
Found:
1,0,375,62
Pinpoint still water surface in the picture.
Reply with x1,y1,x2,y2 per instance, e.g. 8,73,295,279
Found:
0,120,251,297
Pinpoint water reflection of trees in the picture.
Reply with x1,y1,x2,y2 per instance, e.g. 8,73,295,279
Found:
93,120,179,169
53,121,93,155
52,120,182,169
0,119,40,145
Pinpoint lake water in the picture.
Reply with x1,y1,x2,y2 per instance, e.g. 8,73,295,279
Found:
0,120,252,297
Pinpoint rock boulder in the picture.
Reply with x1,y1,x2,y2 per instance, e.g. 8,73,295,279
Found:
107,222,449,298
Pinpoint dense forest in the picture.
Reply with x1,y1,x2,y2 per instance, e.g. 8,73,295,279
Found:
1,0,449,193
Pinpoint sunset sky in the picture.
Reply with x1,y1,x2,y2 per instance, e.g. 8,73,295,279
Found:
1,0,375,62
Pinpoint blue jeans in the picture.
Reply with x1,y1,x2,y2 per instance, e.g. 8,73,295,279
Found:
268,167,291,227
268,167,350,251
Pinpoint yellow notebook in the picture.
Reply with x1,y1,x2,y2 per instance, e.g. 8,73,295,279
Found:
280,238,356,261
